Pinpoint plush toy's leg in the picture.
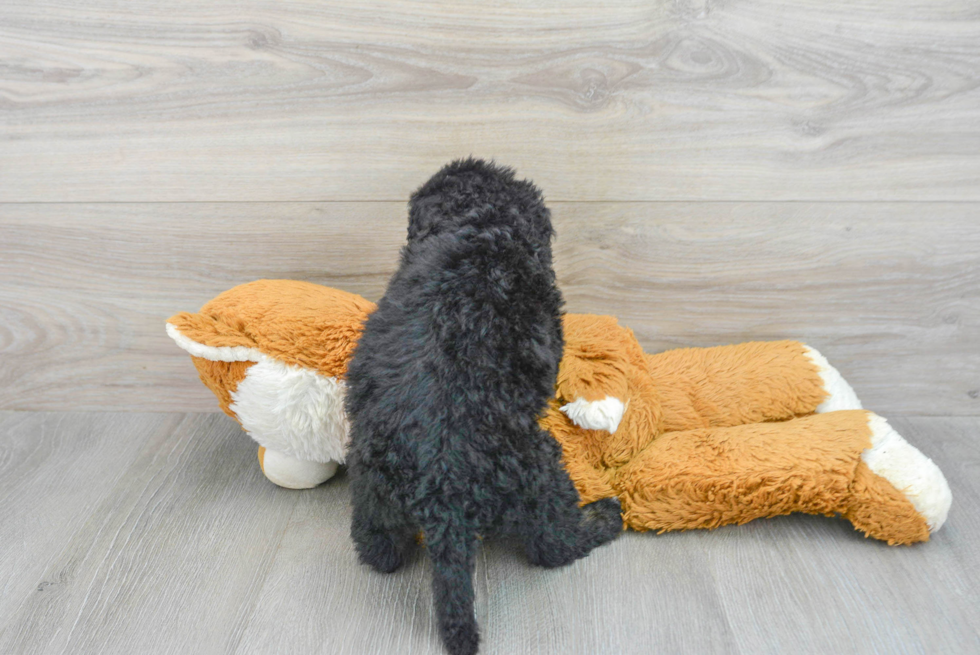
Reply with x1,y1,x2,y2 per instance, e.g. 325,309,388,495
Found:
801,345,862,413
644,341,859,432
844,414,951,542
257,446,339,489
613,410,950,544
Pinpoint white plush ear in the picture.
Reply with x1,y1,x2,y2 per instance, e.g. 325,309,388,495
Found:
166,322,263,362
803,345,863,412
560,396,626,433
863,414,952,533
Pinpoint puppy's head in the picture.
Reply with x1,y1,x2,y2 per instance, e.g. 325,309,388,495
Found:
407,158,553,249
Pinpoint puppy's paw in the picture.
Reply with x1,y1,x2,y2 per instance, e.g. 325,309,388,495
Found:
560,396,625,433
583,497,624,543
358,545,403,574
583,496,622,520
353,531,405,574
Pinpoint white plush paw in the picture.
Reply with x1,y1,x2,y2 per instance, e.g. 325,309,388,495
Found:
863,414,952,533
258,447,339,489
560,396,625,433
803,345,863,412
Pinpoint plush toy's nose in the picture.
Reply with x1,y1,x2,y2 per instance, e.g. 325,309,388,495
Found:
257,446,339,489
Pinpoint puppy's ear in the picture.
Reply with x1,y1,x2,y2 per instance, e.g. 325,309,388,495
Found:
526,203,554,248
407,193,443,242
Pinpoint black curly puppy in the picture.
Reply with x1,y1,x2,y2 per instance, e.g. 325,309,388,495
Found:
344,158,622,655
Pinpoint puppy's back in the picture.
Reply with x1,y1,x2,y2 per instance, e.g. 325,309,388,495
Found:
346,159,563,495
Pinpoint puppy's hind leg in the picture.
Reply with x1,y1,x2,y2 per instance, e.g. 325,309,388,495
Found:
523,496,623,569
419,510,480,655
350,474,415,574
519,440,623,568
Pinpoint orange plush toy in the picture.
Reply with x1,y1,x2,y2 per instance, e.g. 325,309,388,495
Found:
167,280,951,545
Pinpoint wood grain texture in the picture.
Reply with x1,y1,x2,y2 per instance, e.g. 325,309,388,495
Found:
0,412,184,622
2,202,978,415
1,0,978,202
704,415,980,655
1,412,977,654
0,412,301,655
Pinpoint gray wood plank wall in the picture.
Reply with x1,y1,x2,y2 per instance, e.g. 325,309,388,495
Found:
2,203,977,414
1,0,978,415
2,0,979,202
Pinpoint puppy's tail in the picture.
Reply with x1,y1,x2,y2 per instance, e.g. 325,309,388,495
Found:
420,512,480,655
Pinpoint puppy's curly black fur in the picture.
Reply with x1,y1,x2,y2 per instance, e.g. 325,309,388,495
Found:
345,159,622,655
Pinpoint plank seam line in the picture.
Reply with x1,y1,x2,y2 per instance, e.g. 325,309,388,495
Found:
2,200,979,206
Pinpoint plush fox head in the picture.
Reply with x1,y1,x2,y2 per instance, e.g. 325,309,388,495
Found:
166,280,376,467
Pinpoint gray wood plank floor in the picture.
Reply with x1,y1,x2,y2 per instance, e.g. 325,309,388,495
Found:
1,411,977,655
